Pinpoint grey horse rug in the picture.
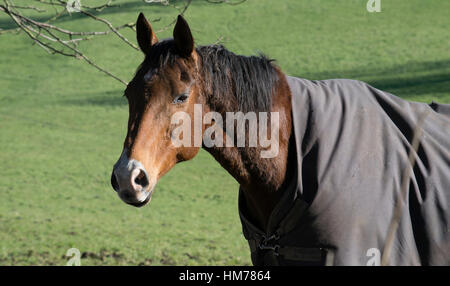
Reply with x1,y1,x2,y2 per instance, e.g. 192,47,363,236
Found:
239,76,450,266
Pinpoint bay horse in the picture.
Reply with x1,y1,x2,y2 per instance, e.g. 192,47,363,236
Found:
111,13,450,265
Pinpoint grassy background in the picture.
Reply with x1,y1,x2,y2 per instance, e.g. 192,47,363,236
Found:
0,0,449,265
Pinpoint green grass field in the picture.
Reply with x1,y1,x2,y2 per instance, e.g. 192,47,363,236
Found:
0,0,449,265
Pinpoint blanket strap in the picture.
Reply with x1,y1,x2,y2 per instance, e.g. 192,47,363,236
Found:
241,196,331,265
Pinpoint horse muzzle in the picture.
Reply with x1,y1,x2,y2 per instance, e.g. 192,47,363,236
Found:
111,149,154,207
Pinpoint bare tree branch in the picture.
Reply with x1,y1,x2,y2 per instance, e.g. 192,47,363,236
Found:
1,0,130,84
0,0,245,85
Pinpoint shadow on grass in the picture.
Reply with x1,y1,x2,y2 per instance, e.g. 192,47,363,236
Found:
66,59,450,107
367,72,450,97
64,90,126,107
297,59,450,102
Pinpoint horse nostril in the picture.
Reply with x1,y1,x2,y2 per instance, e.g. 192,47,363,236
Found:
134,169,149,190
111,172,119,192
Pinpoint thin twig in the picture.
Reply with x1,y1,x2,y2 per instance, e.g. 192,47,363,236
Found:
78,8,139,51
8,4,46,12
155,0,192,33
381,110,431,266
44,25,128,85
205,0,247,5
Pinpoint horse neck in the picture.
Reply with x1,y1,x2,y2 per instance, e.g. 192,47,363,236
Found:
200,68,293,230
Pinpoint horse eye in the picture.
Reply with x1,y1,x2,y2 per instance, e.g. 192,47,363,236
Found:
173,92,189,104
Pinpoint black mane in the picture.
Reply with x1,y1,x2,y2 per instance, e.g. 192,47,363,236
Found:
141,40,278,113
197,45,277,113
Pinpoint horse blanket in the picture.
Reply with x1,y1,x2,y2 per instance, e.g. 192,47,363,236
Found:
239,76,450,266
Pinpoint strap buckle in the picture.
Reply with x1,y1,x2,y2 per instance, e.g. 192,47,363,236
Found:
258,233,280,254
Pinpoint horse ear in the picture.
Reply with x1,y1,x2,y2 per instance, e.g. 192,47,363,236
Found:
136,12,158,54
173,15,194,57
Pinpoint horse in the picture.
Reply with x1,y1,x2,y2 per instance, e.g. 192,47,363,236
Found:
110,13,450,265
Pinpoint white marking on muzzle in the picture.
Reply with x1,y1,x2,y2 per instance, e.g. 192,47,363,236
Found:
113,148,152,203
